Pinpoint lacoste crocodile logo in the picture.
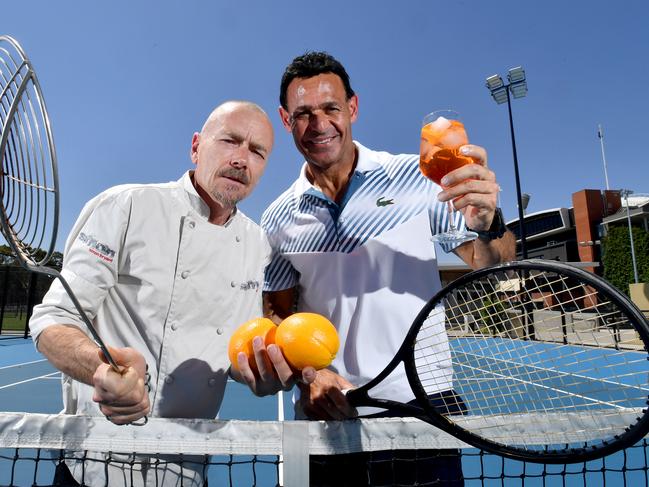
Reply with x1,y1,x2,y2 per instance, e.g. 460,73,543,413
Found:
376,196,395,207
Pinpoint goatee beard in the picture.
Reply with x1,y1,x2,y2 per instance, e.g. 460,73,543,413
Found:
211,167,250,207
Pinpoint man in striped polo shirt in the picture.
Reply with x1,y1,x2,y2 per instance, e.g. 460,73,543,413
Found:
262,52,516,486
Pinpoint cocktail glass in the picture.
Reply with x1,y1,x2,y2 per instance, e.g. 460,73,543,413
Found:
420,110,478,243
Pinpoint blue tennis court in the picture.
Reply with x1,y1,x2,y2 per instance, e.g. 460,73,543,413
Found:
446,336,649,485
451,337,649,412
1,339,291,486
0,339,293,419
2,338,649,486
406,332,649,485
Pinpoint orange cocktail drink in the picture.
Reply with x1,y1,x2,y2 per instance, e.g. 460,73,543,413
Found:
419,109,478,243
419,115,473,186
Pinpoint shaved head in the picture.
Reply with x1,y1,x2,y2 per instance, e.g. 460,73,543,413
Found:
202,101,270,134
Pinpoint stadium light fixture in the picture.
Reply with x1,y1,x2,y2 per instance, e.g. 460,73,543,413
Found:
485,67,529,259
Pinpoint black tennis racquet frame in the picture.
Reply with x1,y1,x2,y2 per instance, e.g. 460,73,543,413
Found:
346,259,649,464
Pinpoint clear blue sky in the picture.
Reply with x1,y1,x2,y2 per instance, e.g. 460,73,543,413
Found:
2,1,648,262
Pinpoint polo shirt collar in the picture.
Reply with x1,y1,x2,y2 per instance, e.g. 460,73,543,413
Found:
293,141,382,201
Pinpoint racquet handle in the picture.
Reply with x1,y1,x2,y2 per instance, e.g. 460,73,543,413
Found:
54,272,119,371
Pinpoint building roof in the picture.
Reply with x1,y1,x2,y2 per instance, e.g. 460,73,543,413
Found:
505,207,570,226
602,198,649,225
505,207,573,242
622,194,649,208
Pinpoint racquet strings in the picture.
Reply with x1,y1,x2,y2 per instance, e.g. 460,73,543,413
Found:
413,266,649,451
1,37,58,266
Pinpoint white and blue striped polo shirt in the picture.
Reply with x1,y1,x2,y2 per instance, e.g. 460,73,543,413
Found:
262,142,464,413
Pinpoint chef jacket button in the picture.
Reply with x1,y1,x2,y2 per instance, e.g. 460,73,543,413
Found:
188,221,196,229
165,375,174,385
171,323,178,331
216,328,224,335
208,378,217,387
230,281,236,288
181,270,190,279
235,236,241,242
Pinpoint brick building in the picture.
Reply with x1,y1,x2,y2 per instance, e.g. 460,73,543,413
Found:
439,190,649,292
505,190,649,272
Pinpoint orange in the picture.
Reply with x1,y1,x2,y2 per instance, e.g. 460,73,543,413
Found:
275,313,339,370
228,317,277,373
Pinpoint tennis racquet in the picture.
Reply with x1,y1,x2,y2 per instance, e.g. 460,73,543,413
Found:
346,259,649,463
0,36,121,375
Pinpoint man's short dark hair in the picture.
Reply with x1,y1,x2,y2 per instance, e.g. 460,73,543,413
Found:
280,51,355,109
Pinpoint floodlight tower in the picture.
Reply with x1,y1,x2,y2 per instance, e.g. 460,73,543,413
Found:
486,67,528,259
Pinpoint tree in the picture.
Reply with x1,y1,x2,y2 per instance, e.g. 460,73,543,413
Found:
1,244,61,326
0,244,16,265
601,225,649,295
478,295,509,335
0,244,62,268
50,250,64,269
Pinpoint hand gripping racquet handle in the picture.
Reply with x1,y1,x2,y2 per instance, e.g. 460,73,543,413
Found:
55,271,119,370
54,269,150,426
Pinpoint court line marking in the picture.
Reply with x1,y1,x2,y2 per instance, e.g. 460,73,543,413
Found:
454,349,649,392
0,358,48,371
453,359,624,409
0,372,59,390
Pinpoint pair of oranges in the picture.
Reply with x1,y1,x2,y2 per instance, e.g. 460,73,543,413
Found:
228,313,339,372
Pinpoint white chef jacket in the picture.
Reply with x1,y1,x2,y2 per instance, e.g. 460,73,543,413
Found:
30,171,270,486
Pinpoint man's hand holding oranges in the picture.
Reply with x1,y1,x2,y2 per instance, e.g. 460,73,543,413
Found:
229,313,339,397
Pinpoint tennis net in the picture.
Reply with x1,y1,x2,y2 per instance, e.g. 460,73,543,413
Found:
1,411,648,486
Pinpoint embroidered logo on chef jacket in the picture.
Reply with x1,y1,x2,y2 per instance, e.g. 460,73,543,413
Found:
78,232,116,263
240,280,260,291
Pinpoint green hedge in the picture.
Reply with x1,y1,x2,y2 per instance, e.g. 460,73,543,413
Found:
602,225,649,295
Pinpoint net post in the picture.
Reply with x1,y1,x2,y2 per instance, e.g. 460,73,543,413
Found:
278,390,285,486
282,420,309,487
